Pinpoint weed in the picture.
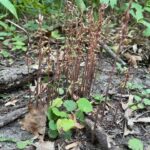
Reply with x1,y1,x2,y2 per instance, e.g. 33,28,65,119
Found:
126,82,150,110
47,97,93,139
0,137,33,150
128,138,143,150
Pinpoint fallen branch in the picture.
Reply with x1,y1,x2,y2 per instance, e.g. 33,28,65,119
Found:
0,63,38,92
0,107,28,128
101,43,126,66
85,118,115,150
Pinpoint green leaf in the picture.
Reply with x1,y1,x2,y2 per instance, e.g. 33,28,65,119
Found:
62,130,72,140
51,30,64,40
0,50,11,58
63,100,77,112
130,105,138,111
144,6,150,12
93,94,104,102
130,2,144,21
137,103,144,109
56,119,75,132
143,98,150,106
0,32,11,37
110,0,118,8
52,107,68,118
48,129,58,139
75,0,86,13
0,0,18,19
75,110,85,122
16,140,33,149
57,88,65,95
100,0,109,5
0,21,9,30
134,95,142,102
49,120,57,130
143,27,150,37
145,89,150,94
77,98,93,113
128,138,143,150
52,98,63,107
139,20,150,37
0,137,16,143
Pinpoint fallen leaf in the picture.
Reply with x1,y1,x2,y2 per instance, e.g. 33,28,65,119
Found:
33,141,54,150
75,122,84,129
124,52,142,68
134,117,150,123
121,95,133,119
20,102,47,141
132,44,138,53
65,142,80,150
69,114,84,129
5,99,18,106
123,122,135,136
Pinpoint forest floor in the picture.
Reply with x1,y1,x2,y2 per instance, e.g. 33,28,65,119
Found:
0,13,150,150
0,56,150,150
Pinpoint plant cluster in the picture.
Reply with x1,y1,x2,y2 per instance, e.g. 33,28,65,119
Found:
47,97,93,139
0,23,27,59
126,82,150,110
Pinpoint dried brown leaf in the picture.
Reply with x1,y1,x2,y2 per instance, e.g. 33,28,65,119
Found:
20,102,47,140
124,52,142,68
65,142,80,150
34,141,55,150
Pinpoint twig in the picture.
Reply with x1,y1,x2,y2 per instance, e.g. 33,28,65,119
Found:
101,43,126,66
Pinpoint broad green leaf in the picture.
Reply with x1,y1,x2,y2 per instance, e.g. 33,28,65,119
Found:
128,138,143,150
75,110,85,122
130,2,144,21
145,89,150,94
100,0,109,4
0,0,18,19
16,140,33,149
110,0,118,8
130,105,138,111
143,98,150,106
57,119,75,132
63,100,77,112
75,0,86,13
62,130,72,140
52,107,68,118
0,32,11,37
137,103,144,109
134,95,142,102
48,129,58,139
49,120,57,130
0,50,11,58
77,98,93,113
143,27,150,37
52,98,63,107
57,88,65,95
